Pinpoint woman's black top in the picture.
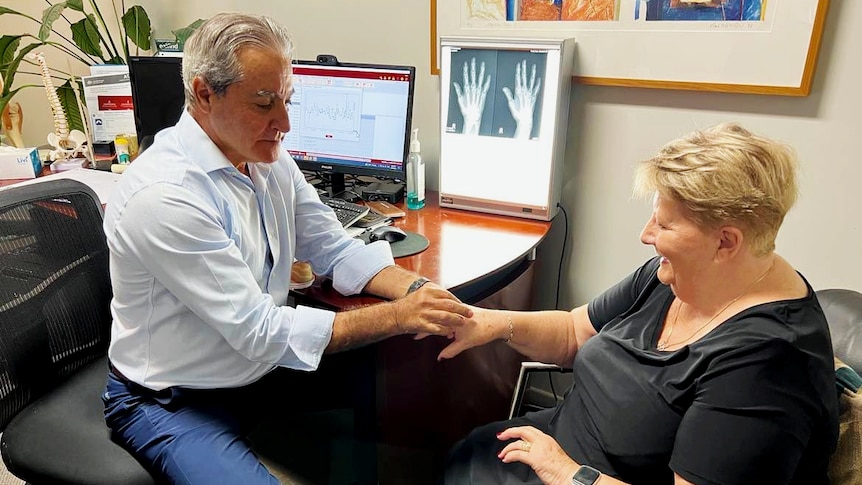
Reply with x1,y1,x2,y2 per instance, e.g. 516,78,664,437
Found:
445,257,839,485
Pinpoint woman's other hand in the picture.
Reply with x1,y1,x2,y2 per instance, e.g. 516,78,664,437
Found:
497,426,579,485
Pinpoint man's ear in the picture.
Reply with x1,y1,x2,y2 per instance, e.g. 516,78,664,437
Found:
715,225,744,261
191,77,214,113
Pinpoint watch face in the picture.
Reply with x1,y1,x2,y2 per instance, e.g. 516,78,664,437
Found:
573,466,601,485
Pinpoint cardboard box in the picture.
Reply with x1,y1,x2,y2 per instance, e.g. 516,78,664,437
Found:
0,147,41,180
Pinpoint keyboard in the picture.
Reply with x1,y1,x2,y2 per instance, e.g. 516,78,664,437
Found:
320,195,370,228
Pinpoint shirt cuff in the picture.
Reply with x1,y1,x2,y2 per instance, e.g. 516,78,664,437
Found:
278,305,335,371
331,240,394,296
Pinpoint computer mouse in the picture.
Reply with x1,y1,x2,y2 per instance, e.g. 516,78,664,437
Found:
369,226,407,243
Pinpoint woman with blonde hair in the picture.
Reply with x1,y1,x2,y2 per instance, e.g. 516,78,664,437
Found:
442,123,839,485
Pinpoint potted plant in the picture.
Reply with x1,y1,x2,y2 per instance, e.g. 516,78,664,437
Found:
0,1,200,136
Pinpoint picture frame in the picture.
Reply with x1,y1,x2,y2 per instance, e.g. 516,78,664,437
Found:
432,0,831,96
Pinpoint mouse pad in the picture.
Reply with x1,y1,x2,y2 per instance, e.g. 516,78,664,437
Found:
359,230,429,258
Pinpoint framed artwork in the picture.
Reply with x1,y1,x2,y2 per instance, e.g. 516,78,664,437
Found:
432,0,831,96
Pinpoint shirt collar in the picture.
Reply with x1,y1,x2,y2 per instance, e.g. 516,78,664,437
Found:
175,109,237,175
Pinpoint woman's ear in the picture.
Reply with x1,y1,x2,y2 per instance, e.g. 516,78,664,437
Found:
715,225,744,261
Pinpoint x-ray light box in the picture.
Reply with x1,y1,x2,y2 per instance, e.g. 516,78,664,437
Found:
438,37,575,221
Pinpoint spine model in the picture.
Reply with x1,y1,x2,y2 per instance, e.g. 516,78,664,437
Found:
32,52,86,161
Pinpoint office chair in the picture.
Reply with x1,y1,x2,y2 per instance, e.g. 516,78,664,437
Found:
0,179,154,484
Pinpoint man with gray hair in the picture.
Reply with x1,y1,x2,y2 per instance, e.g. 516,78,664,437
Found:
102,12,470,483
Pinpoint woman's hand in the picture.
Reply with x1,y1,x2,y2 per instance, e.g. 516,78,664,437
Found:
437,306,508,360
497,426,579,485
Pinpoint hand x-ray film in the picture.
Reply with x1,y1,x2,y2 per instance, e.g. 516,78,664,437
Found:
439,37,575,221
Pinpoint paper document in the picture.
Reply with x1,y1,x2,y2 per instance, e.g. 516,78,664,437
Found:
82,70,137,143
2,168,121,204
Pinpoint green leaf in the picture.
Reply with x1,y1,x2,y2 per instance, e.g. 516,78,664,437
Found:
39,3,67,42
0,7,23,15
172,19,206,47
66,0,84,12
122,6,152,51
2,42,44,97
0,35,22,70
57,79,84,133
70,15,103,58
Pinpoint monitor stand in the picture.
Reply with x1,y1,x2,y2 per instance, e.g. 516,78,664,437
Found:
328,173,348,199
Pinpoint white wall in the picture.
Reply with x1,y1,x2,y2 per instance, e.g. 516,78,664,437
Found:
549,0,862,308
4,0,860,309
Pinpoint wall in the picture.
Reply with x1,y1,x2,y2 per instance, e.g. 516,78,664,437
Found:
3,0,860,310
547,0,862,309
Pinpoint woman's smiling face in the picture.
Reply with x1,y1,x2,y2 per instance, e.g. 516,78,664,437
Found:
640,193,719,293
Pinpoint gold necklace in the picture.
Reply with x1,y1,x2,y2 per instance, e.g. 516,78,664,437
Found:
657,262,773,351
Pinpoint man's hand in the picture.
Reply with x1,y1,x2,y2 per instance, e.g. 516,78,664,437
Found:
502,59,542,139
392,284,472,337
453,57,491,135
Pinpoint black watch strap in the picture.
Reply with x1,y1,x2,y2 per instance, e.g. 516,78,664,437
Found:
572,465,601,485
406,277,430,295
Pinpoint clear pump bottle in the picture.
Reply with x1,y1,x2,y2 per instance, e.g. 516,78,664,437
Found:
406,128,425,210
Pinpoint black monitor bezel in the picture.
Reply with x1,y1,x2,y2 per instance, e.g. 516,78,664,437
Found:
127,55,184,145
287,60,416,185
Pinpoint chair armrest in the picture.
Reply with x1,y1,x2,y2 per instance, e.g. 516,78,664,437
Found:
509,362,573,419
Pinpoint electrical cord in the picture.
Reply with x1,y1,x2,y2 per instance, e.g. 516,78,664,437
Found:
555,202,569,310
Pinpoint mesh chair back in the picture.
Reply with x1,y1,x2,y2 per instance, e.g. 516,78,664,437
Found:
0,179,111,430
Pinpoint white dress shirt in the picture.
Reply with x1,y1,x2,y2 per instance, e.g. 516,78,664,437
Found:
104,111,394,390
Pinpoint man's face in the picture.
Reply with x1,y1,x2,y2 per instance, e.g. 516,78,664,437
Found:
198,47,293,167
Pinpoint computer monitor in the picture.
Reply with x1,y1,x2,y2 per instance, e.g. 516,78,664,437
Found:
280,60,416,197
128,56,185,145
438,37,575,221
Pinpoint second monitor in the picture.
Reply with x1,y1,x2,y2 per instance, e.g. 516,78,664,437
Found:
281,59,416,198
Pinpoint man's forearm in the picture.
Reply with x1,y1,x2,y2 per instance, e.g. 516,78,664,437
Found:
362,264,424,300
326,301,402,353
327,271,470,353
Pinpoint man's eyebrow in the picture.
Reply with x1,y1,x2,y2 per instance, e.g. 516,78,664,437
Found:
255,89,293,103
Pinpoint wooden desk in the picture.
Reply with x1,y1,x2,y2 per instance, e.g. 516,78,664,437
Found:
298,191,550,305
292,192,552,483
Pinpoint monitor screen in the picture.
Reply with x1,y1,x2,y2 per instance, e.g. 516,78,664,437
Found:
128,56,185,144
281,61,416,194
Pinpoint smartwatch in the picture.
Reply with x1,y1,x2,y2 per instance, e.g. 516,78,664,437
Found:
406,277,430,295
572,465,601,485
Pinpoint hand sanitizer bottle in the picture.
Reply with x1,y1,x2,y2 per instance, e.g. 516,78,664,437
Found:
406,128,425,210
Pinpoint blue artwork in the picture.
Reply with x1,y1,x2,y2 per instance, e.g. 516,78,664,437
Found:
645,0,762,21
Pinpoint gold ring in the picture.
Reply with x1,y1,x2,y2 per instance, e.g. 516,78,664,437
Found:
521,440,531,452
